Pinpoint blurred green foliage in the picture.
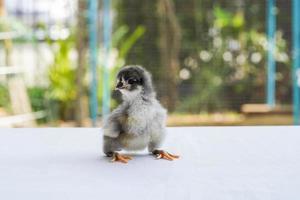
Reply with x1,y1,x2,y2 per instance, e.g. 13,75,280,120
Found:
178,6,289,112
47,36,76,120
0,84,10,111
214,7,245,29
27,87,47,112
45,25,144,119
97,25,145,112
27,87,48,123
117,1,291,114
115,0,161,85
1,1,293,125
48,38,76,102
0,84,47,114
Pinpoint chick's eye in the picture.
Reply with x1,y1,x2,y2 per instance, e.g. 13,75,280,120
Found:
128,79,137,84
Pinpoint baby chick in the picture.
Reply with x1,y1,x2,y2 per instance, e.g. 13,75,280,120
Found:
103,65,179,163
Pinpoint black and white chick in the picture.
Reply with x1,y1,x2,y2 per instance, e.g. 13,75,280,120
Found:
103,65,179,163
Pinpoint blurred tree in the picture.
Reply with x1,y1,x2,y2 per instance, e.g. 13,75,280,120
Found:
115,0,160,81
116,0,290,114
115,0,181,111
157,0,181,111
75,0,88,126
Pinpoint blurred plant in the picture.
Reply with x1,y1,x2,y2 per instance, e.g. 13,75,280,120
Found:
48,40,76,101
97,25,145,111
0,85,47,116
179,6,289,112
46,25,144,120
27,87,48,123
47,36,76,120
0,84,10,111
28,87,47,112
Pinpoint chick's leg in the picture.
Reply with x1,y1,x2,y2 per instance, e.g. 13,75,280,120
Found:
103,136,132,163
148,134,179,161
152,150,179,161
111,152,132,163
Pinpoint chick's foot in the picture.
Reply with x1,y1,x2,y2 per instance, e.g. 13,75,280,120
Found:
111,152,132,163
152,150,179,161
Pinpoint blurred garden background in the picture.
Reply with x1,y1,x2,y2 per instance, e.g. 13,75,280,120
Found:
0,0,299,127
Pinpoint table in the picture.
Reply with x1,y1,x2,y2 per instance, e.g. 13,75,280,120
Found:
0,127,299,200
